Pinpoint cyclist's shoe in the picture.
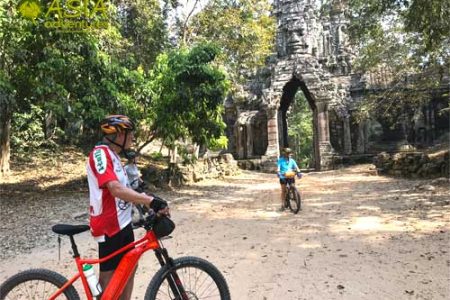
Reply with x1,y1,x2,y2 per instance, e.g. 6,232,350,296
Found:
277,206,285,212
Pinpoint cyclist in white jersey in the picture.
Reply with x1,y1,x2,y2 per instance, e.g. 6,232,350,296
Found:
86,114,168,300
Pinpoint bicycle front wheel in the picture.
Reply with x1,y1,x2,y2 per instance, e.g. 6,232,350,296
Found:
145,256,230,300
287,186,301,214
0,269,80,300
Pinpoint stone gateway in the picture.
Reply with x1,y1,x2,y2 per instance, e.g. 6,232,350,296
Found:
224,0,449,171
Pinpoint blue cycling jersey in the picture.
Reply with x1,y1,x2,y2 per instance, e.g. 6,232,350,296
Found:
277,157,299,179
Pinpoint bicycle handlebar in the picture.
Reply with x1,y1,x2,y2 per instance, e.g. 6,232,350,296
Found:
278,171,302,179
132,195,174,238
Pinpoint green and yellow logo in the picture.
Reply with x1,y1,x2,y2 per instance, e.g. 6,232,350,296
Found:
17,0,110,32
18,0,42,22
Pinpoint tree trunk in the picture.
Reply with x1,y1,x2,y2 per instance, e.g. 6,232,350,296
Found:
136,128,158,153
0,101,12,176
170,145,178,164
137,135,156,154
44,110,56,140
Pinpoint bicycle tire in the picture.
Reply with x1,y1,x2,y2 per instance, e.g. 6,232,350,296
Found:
144,256,231,300
0,268,80,300
287,186,301,214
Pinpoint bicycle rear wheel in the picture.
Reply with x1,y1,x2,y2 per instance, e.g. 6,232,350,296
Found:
144,256,230,300
0,269,80,300
287,186,301,214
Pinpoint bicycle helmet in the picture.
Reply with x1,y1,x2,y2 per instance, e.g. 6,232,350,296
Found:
100,115,135,135
283,147,293,155
100,115,135,153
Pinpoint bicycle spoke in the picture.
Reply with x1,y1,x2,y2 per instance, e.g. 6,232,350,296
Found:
155,281,171,299
155,266,222,300
196,271,212,296
198,279,219,299
27,281,36,299
4,279,69,300
199,294,221,299
42,280,49,299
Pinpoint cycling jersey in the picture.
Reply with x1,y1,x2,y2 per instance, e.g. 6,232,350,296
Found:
277,156,299,179
87,144,132,242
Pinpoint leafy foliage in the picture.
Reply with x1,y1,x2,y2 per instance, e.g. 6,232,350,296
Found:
186,0,275,84
118,0,169,70
149,151,165,161
347,0,450,53
0,0,161,154
148,43,230,146
1,0,274,173
287,93,314,169
343,0,449,120
207,135,228,151
10,105,48,152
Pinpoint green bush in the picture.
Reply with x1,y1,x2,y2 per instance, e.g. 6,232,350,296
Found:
178,145,197,165
149,151,164,161
207,135,228,151
11,105,46,153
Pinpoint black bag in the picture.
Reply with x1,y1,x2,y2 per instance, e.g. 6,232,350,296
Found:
153,216,175,238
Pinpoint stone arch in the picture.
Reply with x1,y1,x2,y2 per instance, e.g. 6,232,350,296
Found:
234,111,268,159
263,63,335,171
277,77,321,169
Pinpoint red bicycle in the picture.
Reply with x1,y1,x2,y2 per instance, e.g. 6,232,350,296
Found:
0,210,230,300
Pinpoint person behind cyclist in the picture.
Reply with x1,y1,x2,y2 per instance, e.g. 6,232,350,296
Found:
123,150,144,192
123,150,149,226
277,147,301,211
86,114,168,299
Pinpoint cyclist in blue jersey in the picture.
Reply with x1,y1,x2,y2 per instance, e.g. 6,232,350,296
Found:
277,147,301,211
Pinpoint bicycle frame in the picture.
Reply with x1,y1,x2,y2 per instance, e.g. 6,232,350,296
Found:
49,230,161,300
284,175,301,210
284,177,296,190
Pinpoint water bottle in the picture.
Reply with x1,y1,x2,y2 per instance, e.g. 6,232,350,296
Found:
83,264,102,296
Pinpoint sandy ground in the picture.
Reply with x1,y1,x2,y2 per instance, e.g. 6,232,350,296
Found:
1,165,449,300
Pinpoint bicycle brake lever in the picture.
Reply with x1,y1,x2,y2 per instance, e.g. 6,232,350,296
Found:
143,211,157,230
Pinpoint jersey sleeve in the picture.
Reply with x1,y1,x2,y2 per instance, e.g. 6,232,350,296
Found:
89,147,118,188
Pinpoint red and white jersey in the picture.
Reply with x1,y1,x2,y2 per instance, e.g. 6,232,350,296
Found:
87,144,132,242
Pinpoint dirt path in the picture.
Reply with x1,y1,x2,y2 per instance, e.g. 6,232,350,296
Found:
1,165,449,299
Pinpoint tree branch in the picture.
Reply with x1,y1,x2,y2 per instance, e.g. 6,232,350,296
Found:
181,0,201,45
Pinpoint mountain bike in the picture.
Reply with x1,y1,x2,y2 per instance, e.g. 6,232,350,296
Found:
283,171,302,214
0,208,230,300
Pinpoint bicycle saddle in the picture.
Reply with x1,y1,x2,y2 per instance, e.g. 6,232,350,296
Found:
52,224,90,236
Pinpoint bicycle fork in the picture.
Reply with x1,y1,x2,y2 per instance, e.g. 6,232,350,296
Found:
284,183,291,207
154,248,189,300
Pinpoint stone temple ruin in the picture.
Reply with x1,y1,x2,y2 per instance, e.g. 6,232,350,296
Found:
224,0,449,171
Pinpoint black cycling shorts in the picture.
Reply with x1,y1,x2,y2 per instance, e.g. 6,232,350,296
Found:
279,178,294,185
98,223,134,272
